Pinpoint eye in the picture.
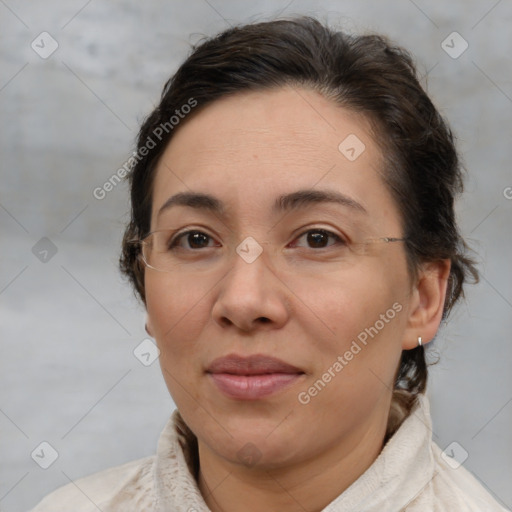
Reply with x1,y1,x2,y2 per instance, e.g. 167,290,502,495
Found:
169,230,219,250
290,229,346,249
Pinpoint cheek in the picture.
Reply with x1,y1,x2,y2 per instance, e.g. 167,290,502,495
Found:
299,267,406,376
297,265,400,331
145,272,213,407
296,276,405,422
145,272,209,358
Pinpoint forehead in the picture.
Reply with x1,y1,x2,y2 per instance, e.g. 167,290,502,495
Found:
151,87,399,230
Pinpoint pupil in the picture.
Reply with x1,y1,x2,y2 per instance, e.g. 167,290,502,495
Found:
189,232,208,248
308,231,327,248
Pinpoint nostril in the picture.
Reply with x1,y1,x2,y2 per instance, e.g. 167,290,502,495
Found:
258,317,271,323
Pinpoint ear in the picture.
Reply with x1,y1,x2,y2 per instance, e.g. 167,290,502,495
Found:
402,259,451,350
145,315,154,338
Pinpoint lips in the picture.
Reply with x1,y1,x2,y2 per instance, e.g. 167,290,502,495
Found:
207,354,303,375
206,354,305,400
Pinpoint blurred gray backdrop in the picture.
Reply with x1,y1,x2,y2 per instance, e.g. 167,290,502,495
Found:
1,1,511,510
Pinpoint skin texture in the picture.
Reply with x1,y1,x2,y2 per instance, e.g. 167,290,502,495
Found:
145,87,450,512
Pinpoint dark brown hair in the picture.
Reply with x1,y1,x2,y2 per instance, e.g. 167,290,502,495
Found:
120,16,478,409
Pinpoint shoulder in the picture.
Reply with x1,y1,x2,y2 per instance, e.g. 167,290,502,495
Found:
409,442,510,511
30,455,155,512
383,393,509,512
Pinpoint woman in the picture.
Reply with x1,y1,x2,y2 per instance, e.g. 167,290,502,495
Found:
32,16,509,512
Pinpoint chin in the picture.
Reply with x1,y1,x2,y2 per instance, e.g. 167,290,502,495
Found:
217,435,303,470
197,414,304,467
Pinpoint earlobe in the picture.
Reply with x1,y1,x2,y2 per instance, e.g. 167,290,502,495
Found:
402,260,451,350
145,316,154,337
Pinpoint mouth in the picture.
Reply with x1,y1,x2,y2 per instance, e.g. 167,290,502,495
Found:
206,354,305,400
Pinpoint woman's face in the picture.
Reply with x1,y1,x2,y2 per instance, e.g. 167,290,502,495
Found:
146,87,414,469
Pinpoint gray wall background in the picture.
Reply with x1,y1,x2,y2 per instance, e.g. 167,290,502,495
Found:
1,1,511,510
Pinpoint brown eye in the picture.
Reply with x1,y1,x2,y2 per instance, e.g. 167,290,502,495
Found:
291,229,345,249
171,230,216,250
307,231,329,248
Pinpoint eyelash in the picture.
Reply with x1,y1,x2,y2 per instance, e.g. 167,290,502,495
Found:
168,228,346,251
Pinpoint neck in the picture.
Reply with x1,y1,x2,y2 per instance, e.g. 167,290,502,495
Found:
197,399,392,512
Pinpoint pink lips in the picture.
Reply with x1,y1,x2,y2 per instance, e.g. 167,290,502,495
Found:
206,354,305,400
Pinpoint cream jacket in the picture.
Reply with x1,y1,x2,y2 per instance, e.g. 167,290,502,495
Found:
31,394,510,511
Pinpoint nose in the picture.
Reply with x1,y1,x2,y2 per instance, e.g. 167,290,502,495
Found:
211,245,290,332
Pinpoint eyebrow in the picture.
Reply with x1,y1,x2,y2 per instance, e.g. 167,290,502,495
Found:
157,188,367,218
274,189,367,214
